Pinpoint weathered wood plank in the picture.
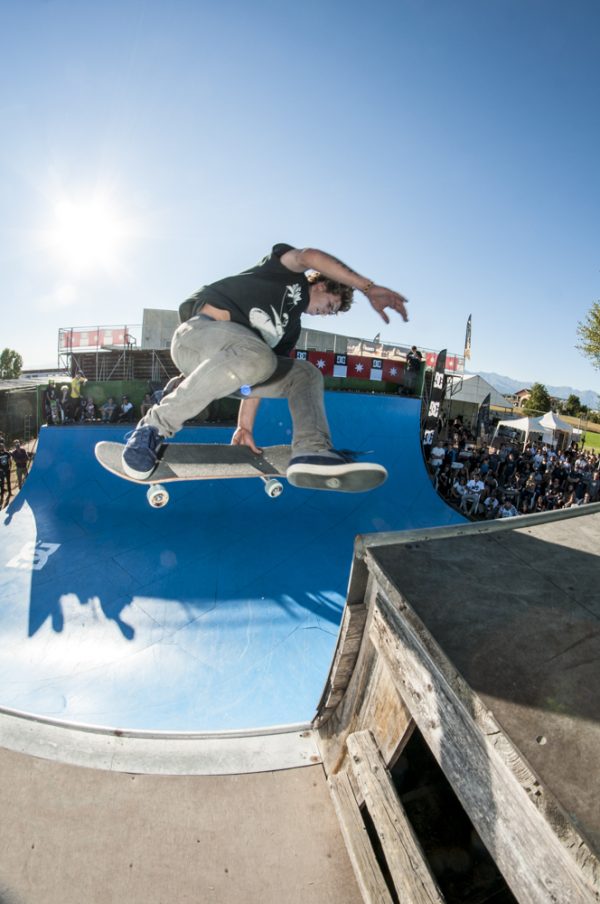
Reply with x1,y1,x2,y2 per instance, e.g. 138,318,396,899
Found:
329,770,394,904
316,574,413,776
347,730,445,904
369,584,599,903
315,598,369,724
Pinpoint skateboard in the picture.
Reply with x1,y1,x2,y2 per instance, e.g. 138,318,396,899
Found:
95,441,291,507
95,441,388,508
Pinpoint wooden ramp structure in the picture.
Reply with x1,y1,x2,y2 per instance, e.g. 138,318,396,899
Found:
316,504,600,903
1,476,600,901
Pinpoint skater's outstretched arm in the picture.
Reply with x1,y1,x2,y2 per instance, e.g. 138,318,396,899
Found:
232,398,262,453
280,247,409,325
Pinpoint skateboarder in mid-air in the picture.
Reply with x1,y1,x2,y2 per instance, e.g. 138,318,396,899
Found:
122,244,409,488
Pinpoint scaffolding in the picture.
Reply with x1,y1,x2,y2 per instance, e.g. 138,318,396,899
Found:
57,324,180,383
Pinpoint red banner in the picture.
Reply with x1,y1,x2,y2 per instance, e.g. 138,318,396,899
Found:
307,350,334,376
59,327,129,350
347,355,371,379
425,351,461,373
293,350,405,384
382,360,404,384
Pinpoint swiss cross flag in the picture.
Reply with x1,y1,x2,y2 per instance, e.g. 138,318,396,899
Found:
307,351,334,376
347,355,370,379
382,360,404,384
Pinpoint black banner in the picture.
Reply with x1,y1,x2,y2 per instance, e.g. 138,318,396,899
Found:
476,392,491,437
422,349,447,449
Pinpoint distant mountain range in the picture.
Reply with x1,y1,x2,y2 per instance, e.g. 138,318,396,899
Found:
474,371,599,411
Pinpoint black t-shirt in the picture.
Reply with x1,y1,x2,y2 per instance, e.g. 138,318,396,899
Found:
182,243,310,357
406,349,422,372
12,448,28,467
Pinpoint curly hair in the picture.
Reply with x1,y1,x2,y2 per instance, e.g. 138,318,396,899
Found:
307,272,354,312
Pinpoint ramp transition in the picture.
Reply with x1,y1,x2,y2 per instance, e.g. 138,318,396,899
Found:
0,393,463,733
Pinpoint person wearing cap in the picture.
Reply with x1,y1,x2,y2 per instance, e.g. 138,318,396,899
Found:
120,243,409,484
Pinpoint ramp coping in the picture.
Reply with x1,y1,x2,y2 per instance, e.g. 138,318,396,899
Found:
355,499,600,555
0,706,318,775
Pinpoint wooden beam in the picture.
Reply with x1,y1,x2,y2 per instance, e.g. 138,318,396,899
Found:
315,596,369,726
347,730,445,904
316,574,413,776
329,770,394,904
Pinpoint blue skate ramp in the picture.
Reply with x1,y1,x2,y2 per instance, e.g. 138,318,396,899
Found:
0,394,463,732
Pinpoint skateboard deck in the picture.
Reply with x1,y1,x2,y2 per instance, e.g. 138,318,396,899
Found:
95,440,388,507
95,441,291,484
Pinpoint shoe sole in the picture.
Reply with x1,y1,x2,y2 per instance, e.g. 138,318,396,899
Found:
122,457,158,480
286,462,387,493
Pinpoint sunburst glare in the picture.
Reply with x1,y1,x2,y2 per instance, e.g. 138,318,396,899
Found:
44,191,133,274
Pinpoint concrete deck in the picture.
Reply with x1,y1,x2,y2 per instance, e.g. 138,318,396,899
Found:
367,509,600,859
0,746,362,904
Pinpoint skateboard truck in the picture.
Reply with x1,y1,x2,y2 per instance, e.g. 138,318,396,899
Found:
146,475,284,508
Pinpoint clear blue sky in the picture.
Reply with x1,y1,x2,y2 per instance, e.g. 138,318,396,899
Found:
1,0,598,395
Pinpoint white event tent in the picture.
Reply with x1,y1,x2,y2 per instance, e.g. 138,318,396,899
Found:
493,411,574,447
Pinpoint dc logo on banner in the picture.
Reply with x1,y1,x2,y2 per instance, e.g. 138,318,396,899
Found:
335,355,347,365
6,541,61,571
372,359,382,370
296,350,308,360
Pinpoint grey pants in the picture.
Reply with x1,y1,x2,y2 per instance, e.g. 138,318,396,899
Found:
142,316,332,455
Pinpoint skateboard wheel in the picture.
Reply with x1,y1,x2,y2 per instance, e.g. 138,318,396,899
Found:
147,484,169,508
325,477,342,489
264,478,283,498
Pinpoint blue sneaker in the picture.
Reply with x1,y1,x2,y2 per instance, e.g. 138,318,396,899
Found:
122,425,164,480
286,449,387,493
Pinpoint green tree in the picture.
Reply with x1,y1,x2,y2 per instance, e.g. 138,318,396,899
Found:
562,393,584,416
0,348,22,379
577,300,600,369
522,382,551,415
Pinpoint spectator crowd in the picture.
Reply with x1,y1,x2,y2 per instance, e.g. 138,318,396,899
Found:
42,376,150,426
428,417,600,520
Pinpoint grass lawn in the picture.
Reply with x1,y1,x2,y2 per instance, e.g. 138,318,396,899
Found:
583,430,600,451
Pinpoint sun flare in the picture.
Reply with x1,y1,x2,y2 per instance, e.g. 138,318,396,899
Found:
45,192,132,274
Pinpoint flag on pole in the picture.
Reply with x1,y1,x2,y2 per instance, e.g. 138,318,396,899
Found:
464,315,472,360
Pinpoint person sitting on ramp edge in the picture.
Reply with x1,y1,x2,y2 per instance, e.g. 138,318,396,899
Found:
122,244,409,489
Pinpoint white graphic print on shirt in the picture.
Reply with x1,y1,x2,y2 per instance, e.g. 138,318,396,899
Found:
249,283,302,348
